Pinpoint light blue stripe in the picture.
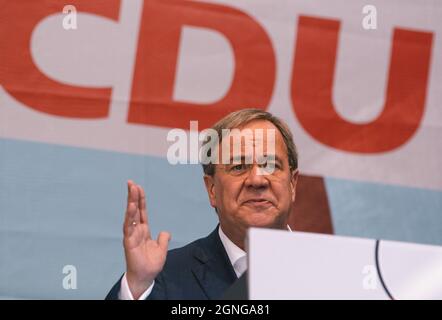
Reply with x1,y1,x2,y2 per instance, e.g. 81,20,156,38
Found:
325,177,442,246
0,138,218,299
2,137,441,298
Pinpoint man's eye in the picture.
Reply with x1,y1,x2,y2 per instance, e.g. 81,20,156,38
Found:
232,164,245,171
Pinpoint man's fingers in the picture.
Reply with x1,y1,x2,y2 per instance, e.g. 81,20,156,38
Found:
124,202,139,236
124,181,140,237
127,180,133,205
137,185,151,239
127,181,139,211
157,231,171,251
138,186,148,224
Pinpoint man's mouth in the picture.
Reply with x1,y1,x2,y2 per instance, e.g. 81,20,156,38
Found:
242,199,274,208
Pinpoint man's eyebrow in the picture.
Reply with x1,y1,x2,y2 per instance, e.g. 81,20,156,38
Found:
263,155,283,165
229,155,252,163
273,155,283,164
228,154,283,164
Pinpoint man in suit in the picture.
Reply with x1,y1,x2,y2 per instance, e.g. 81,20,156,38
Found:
106,109,299,299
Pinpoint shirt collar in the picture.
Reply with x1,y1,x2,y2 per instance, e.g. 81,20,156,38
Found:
217,224,292,277
218,226,246,277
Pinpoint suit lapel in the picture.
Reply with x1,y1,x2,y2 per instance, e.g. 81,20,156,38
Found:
191,226,238,299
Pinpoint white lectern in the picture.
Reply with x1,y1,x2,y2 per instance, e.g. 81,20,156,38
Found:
246,228,442,300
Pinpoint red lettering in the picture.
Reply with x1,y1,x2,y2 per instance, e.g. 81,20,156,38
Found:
128,0,276,130
291,16,433,153
0,0,120,118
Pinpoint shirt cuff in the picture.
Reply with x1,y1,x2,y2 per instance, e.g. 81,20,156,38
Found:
118,273,155,300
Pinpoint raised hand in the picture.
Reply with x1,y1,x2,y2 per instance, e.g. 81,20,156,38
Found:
123,180,171,299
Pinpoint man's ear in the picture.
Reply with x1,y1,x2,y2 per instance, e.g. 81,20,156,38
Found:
203,174,217,208
290,169,299,203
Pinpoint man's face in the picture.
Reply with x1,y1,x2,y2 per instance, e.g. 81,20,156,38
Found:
204,120,298,240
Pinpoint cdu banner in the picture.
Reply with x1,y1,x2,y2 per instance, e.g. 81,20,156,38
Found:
0,0,441,299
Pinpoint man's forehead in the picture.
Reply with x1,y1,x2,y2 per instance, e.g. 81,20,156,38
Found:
215,122,288,159
236,119,279,131
221,122,284,146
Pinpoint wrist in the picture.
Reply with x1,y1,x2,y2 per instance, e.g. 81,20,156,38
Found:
126,272,154,299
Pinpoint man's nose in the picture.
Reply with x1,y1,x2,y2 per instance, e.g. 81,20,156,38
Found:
244,164,270,189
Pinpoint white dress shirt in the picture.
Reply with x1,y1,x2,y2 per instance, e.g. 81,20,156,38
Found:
218,226,247,277
118,226,246,300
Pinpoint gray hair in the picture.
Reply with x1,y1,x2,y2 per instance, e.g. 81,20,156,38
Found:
201,108,298,176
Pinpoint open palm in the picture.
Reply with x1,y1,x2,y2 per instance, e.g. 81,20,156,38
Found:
123,180,170,298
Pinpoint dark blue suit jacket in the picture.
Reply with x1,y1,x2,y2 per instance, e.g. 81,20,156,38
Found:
106,225,238,299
